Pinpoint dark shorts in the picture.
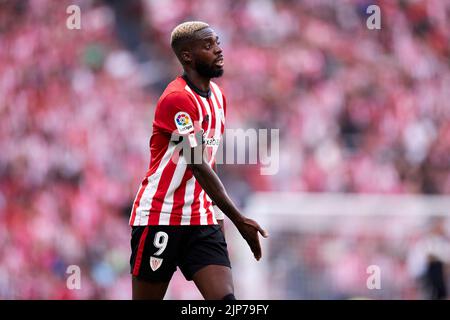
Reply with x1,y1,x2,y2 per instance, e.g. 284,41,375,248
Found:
130,225,231,282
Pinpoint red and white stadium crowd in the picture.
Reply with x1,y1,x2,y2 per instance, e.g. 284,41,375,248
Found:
0,0,448,298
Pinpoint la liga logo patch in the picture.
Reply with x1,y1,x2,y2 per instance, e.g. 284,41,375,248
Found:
174,111,194,134
176,113,191,126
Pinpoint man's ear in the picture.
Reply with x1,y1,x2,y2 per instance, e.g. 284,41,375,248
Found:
180,50,192,64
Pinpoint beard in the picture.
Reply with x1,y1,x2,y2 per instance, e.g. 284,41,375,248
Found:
195,60,224,78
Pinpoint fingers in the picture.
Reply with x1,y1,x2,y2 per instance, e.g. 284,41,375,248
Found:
248,226,262,261
246,219,269,239
241,218,268,260
250,235,262,261
257,225,269,238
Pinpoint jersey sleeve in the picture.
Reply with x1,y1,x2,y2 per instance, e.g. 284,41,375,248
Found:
155,91,203,147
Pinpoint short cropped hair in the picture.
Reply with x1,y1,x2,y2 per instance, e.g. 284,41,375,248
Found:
170,21,209,51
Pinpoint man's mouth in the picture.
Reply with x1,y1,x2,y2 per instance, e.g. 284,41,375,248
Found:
215,57,224,67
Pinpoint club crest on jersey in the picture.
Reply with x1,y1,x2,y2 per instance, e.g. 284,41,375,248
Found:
175,112,194,134
150,256,163,271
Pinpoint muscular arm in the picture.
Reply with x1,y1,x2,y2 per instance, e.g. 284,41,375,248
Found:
190,159,243,225
185,143,268,260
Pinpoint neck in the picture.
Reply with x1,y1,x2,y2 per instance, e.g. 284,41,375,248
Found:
183,69,210,92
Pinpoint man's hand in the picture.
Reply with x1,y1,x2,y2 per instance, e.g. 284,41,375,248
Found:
235,217,269,261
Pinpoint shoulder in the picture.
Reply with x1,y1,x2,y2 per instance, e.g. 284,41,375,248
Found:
159,78,196,107
160,90,196,106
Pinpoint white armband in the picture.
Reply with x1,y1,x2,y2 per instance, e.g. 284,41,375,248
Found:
213,205,225,220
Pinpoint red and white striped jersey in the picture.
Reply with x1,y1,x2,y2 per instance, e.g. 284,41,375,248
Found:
129,75,226,226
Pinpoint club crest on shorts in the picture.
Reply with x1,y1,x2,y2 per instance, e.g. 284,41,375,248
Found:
150,256,163,271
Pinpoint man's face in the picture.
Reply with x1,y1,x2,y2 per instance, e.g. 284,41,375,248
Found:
191,28,224,78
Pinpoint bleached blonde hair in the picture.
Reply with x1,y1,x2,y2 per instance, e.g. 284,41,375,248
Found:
170,21,209,49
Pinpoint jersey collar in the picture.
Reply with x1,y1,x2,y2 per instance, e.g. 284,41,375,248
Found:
182,73,211,98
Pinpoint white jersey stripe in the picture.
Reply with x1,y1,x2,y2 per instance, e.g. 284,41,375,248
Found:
209,86,223,162
184,85,204,123
210,82,225,125
198,190,208,225
134,143,177,225
158,157,187,225
204,192,217,224
210,82,223,106
181,175,196,225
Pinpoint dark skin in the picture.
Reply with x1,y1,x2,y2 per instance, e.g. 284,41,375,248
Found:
176,27,224,91
211,164,225,234
132,27,268,300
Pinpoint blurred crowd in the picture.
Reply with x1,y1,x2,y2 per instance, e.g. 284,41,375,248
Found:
0,0,449,298
268,216,450,299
